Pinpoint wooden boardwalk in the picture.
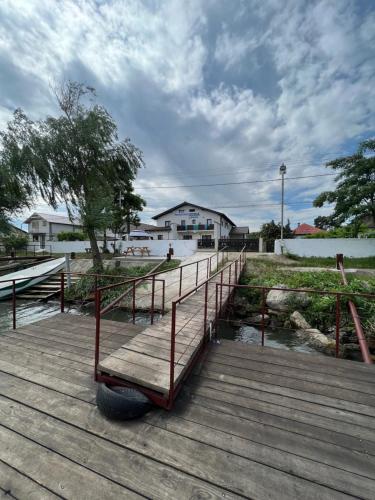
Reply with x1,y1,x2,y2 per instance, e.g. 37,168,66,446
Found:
0,313,375,498
98,258,235,395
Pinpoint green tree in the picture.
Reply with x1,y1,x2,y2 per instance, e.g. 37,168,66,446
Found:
314,215,334,230
0,82,144,270
260,219,293,240
0,113,35,233
313,139,375,235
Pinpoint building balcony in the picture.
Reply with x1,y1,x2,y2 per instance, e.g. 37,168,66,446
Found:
177,224,214,231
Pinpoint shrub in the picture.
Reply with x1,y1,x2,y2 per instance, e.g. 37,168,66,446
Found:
1,234,29,252
57,231,86,241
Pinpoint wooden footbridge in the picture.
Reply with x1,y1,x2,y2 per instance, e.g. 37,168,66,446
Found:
96,249,246,408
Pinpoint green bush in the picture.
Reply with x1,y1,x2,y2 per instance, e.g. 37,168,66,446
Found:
1,234,29,252
57,231,86,241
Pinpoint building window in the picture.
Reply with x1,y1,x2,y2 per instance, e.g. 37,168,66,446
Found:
158,235,163,240
165,221,171,227
183,235,192,240
207,219,212,226
178,209,184,213
202,235,212,240
181,220,186,226
32,235,39,241
42,221,47,226
32,221,38,229
192,219,196,224
189,208,195,212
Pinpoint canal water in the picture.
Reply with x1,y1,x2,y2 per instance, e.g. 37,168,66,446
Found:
0,300,316,354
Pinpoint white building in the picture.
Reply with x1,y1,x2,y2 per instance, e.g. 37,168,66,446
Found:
24,212,82,247
151,202,246,247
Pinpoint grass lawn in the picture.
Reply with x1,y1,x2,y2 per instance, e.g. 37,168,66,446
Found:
286,255,375,269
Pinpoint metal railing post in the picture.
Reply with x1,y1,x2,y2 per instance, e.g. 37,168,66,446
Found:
204,281,208,335
261,288,266,346
179,267,183,297
94,288,101,381
335,294,340,358
12,280,16,330
168,302,177,409
132,281,136,324
162,280,165,316
220,270,223,310
196,261,199,286
151,275,155,325
206,258,209,278
215,283,219,338
60,272,65,313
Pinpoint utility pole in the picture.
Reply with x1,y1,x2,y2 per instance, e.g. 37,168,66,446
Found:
279,163,287,252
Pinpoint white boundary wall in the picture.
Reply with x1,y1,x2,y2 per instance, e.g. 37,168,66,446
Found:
49,239,198,257
275,238,375,258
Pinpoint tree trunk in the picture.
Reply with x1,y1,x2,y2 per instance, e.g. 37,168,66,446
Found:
87,228,103,272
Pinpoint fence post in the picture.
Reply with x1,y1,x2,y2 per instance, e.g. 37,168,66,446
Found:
132,281,136,324
12,280,16,330
215,283,219,339
162,280,165,316
261,288,266,346
196,261,199,286
335,294,340,358
151,275,155,325
220,270,223,311
204,281,208,335
179,266,183,296
168,302,177,409
94,288,101,381
206,258,209,278
60,272,65,313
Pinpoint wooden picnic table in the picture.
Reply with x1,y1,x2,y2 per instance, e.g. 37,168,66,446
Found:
123,246,151,257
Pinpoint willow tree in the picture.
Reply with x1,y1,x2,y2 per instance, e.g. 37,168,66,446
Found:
1,82,144,270
314,139,375,234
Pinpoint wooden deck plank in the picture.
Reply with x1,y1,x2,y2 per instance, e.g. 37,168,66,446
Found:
0,372,353,500
0,459,61,500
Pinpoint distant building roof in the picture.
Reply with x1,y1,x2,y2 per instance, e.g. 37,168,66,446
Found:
230,226,249,235
293,223,323,236
152,201,236,227
23,212,81,225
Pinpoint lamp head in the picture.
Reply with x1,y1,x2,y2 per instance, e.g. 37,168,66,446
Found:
279,163,287,175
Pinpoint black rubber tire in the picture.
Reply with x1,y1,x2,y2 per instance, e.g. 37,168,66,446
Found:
96,383,153,420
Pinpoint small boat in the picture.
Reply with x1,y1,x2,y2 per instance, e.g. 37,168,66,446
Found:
0,257,66,300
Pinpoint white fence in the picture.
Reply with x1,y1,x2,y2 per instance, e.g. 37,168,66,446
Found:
48,239,198,257
275,238,375,258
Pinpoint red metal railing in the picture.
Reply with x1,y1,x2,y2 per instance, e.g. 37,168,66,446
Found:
215,282,374,360
336,254,373,364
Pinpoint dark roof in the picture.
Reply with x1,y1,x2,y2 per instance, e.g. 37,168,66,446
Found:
24,212,81,225
152,202,236,227
230,226,249,235
293,223,323,235
128,223,170,232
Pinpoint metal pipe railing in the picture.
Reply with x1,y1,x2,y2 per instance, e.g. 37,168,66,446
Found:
336,254,373,364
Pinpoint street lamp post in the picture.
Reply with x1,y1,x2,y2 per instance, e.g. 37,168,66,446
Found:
279,163,287,252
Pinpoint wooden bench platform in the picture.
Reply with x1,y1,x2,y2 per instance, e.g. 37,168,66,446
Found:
1,313,375,498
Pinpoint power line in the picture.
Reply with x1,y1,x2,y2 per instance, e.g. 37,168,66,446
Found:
135,173,336,190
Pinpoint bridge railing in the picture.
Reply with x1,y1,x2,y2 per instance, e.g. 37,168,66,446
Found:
215,282,374,363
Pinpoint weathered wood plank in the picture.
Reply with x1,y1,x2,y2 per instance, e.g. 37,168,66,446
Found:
0,459,60,500
0,425,141,499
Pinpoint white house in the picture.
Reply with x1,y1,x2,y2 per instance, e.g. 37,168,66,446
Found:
151,202,246,247
24,212,83,247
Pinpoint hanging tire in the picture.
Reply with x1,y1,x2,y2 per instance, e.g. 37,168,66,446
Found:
96,383,153,420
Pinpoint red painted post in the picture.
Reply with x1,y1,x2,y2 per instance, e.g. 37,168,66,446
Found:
335,294,340,358
196,261,199,286
203,281,208,335
151,275,155,325
94,288,101,381
179,266,183,296
132,281,136,324
220,270,223,311
261,288,266,346
162,280,165,316
12,280,16,330
168,302,177,409
60,272,65,313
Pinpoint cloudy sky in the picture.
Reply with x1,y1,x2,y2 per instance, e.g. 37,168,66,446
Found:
1,0,374,231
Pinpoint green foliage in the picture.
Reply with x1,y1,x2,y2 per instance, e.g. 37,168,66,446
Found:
57,231,86,241
1,233,28,252
286,255,375,269
313,139,375,232
0,81,144,271
241,259,375,335
304,224,367,238
314,215,334,230
260,219,293,240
